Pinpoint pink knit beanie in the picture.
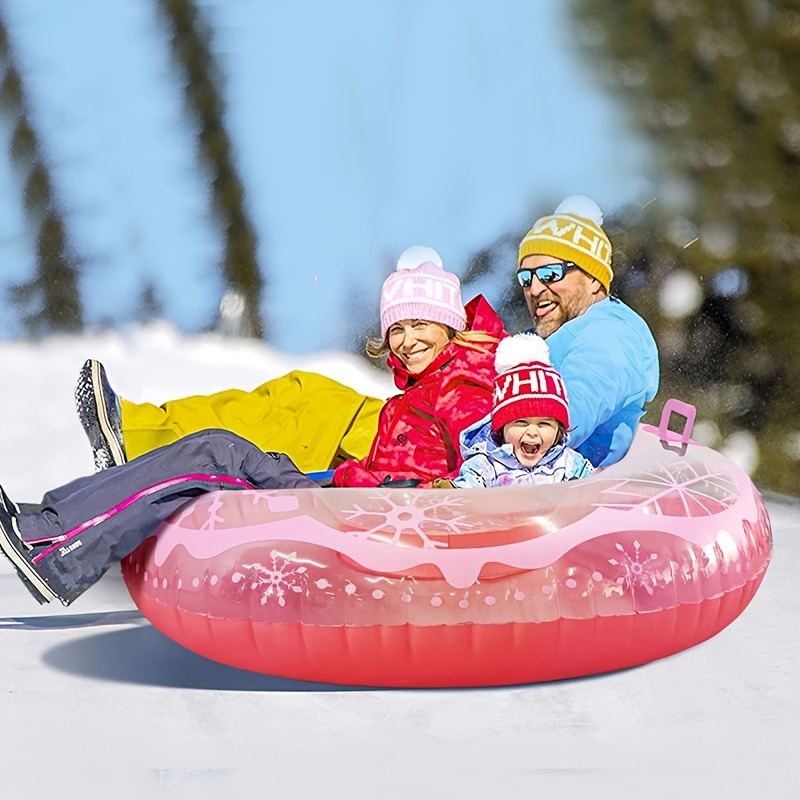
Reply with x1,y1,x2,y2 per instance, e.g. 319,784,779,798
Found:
380,246,467,338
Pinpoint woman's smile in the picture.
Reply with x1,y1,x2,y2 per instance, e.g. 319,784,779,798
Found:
388,320,451,374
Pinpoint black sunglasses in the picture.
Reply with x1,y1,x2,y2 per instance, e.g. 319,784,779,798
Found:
516,261,580,288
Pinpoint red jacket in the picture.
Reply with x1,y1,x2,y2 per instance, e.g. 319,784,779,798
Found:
333,295,508,487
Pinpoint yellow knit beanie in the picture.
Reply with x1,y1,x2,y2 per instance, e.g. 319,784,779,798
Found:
518,195,613,291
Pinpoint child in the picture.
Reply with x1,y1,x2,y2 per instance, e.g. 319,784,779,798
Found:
442,332,594,488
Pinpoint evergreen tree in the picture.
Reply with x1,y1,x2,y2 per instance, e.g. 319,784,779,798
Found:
550,0,800,494
0,17,82,334
137,281,163,323
158,0,265,338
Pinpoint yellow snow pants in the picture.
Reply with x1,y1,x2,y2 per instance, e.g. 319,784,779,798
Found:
119,370,385,473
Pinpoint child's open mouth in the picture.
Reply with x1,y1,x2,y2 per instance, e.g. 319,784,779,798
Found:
520,441,540,457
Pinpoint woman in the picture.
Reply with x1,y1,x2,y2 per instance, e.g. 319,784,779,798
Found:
332,245,506,486
0,247,506,607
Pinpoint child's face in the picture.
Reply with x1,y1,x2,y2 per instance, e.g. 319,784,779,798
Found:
502,417,559,467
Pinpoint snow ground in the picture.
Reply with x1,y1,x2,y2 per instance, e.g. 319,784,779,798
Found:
0,327,797,799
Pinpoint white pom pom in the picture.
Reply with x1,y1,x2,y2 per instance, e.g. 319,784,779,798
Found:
396,245,443,271
554,195,604,226
495,333,552,373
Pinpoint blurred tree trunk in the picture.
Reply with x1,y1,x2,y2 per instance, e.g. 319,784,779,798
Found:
158,0,265,338
0,16,83,334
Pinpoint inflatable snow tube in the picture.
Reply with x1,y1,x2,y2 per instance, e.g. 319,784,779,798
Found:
122,399,773,687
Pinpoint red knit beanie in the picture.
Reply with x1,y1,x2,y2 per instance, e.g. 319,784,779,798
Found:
491,333,569,433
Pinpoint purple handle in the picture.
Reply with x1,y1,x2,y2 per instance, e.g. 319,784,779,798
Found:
657,398,696,445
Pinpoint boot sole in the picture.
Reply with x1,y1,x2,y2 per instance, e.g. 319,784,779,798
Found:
92,359,125,467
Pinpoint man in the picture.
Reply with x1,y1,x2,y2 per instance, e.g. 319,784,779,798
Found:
515,195,659,466
77,197,658,471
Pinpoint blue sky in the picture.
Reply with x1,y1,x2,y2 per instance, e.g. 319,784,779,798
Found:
0,0,652,353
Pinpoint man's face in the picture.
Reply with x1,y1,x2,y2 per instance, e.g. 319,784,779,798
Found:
517,255,603,338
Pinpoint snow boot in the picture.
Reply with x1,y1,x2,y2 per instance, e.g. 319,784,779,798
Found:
0,486,59,604
75,359,127,471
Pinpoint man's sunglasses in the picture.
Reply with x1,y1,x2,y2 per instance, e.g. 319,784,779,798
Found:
516,261,580,288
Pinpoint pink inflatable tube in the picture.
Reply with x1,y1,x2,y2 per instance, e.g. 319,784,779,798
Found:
122,400,773,687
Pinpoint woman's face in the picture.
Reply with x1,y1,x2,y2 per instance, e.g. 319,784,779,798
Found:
387,319,452,374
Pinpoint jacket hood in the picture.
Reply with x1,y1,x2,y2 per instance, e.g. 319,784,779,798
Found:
387,294,507,391
460,413,570,470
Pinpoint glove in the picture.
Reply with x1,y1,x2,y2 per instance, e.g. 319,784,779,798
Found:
378,476,423,488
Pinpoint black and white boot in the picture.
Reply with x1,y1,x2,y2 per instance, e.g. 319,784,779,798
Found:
75,359,127,471
0,485,59,604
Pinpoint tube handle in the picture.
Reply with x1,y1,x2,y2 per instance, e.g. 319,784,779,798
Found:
657,398,697,446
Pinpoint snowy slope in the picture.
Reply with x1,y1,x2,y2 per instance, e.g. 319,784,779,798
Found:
0,329,797,799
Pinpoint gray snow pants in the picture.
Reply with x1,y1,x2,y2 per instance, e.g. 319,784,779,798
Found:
18,429,316,604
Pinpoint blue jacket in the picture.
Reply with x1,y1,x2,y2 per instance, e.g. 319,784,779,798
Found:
538,296,659,467
452,414,595,488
